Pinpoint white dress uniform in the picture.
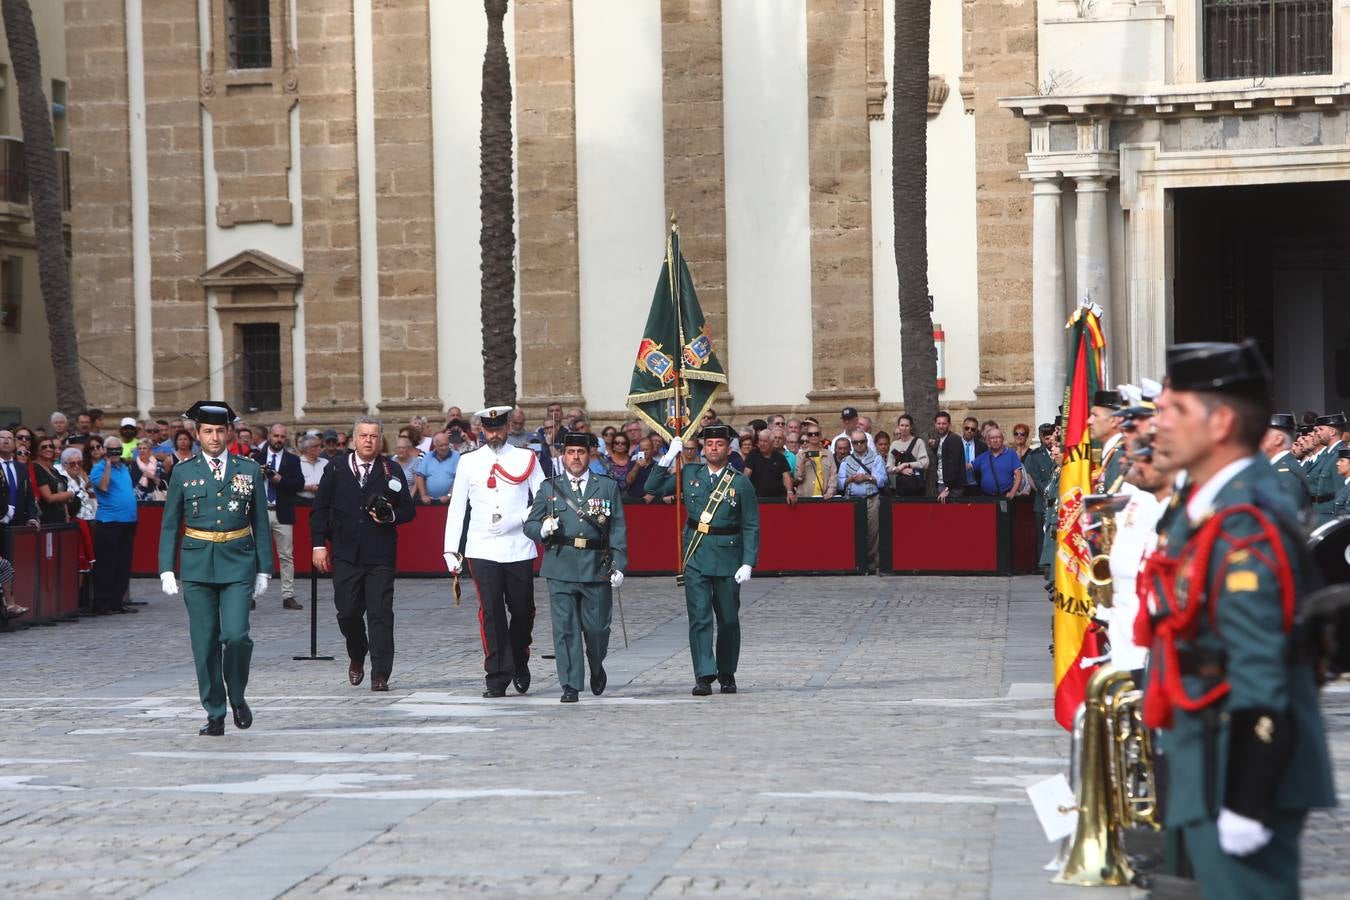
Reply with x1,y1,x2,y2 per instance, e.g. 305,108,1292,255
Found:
442,407,547,697
1107,483,1162,672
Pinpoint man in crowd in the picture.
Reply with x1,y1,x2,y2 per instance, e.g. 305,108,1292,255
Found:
0,429,39,561
647,424,759,696
1146,340,1334,893
49,412,69,446
771,426,796,472
505,408,530,448
1262,413,1310,516
1023,423,1057,559
838,429,887,574
90,433,138,615
443,406,546,698
311,416,417,692
525,432,628,703
970,427,1023,498
932,410,966,501
74,411,93,438
254,423,305,610
958,416,987,496
623,420,645,460
1090,389,1125,492
321,429,340,460
416,430,460,504
116,417,140,460
834,407,875,455
158,401,273,735
744,428,795,504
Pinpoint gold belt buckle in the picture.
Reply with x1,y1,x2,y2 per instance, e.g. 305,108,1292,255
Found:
696,522,710,534
573,537,587,549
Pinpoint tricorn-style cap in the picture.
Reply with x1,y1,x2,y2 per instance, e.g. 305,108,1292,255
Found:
700,424,736,442
1092,390,1122,409
1315,411,1347,427
1270,413,1298,431
1338,446,1350,460
561,431,593,449
1298,424,1316,436
184,401,237,427
476,406,512,428
1165,339,1271,394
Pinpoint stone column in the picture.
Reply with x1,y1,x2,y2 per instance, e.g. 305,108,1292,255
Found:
1029,174,1066,425
1074,175,1112,315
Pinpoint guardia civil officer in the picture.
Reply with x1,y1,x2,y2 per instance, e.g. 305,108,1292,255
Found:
1307,412,1347,526
158,401,272,736
1140,341,1335,898
443,405,545,697
646,423,759,696
524,432,628,703
1262,412,1310,516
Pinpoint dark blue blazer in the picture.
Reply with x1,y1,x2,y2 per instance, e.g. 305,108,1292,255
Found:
309,452,416,566
252,447,306,525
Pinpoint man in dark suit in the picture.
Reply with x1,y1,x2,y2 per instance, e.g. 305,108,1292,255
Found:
253,423,306,610
310,416,416,691
0,428,39,559
957,416,989,496
931,411,967,501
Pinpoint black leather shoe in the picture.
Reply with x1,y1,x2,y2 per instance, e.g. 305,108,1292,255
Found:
718,674,737,694
282,596,303,610
560,687,579,703
512,665,531,694
199,717,225,736
348,661,365,686
692,677,713,697
483,687,507,698
371,677,389,692
231,702,253,730
590,665,607,696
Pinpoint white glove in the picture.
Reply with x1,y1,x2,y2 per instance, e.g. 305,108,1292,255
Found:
540,516,559,539
444,552,462,575
252,574,270,600
610,570,624,588
657,437,683,468
160,572,178,596
1217,808,1273,857
734,564,752,584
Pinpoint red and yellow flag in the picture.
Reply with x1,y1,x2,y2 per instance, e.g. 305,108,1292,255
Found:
1052,305,1106,729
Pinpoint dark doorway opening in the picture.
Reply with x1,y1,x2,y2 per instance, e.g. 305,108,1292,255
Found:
1173,181,1350,414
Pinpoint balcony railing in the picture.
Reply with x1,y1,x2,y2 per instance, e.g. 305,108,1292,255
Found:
0,136,27,206
1204,0,1333,81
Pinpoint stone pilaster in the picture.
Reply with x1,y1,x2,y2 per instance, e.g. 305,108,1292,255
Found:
805,0,876,406
660,0,730,384
296,0,365,419
65,0,136,410
372,0,439,412
515,0,584,410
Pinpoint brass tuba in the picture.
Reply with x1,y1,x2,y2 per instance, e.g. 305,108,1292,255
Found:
1083,493,1129,610
1054,665,1160,886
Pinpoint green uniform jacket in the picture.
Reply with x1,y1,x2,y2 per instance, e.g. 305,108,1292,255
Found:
1306,441,1344,523
1098,442,1125,493
1147,459,1335,828
646,462,759,576
1333,477,1350,519
159,454,273,583
1267,452,1310,515
524,474,629,583
1023,446,1054,510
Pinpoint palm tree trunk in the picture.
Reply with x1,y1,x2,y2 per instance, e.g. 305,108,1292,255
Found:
480,0,517,404
893,3,937,432
2,0,85,415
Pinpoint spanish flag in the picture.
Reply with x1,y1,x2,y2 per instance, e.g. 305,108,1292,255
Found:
1052,304,1107,730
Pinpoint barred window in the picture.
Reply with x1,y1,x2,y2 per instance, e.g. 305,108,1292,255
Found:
239,323,282,412
1203,0,1332,81
227,0,272,70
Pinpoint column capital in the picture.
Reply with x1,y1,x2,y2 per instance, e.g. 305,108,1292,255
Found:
1023,171,1063,192
1072,174,1113,192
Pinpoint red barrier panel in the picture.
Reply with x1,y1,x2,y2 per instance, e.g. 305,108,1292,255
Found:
3,524,80,625
884,500,1001,574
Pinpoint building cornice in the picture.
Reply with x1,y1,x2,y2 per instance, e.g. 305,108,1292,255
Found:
1001,81,1350,122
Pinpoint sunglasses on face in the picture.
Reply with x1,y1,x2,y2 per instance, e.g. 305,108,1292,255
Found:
1014,431,1028,437
963,426,977,432
804,431,821,437
851,439,867,446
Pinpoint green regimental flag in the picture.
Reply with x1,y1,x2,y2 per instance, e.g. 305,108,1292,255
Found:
627,227,727,443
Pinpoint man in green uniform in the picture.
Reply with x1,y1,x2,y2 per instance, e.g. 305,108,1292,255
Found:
646,424,759,696
1261,412,1310,518
1023,422,1057,561
1143,342,1336,898
159,401,273,736
1090,390,1125,493
524,432,628,703
1306,412,1346,526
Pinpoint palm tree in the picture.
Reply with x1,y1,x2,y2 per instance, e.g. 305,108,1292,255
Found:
893,2,936,432
479,0,516,404
1,0,85,414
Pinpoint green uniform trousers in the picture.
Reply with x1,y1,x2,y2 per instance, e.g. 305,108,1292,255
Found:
1182,811,1306,900
682,567,740,678
547,579,611,692
184,581,254,719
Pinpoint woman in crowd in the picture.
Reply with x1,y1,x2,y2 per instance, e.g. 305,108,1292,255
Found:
609,431,636,490
793,423,837,499
887,413,929,497
738,431,753,462
601,426,618,456
132,438,167,501
298,434,328,499
170,429,196,467
58,447,97,613
12,426,35,457
32,437,74,524
872,431,892,494
393,436,422,483
1010,423,1032,461
82,434,105,472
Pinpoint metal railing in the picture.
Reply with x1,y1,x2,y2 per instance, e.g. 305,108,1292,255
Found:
0,136,27,205
1203,0,1333,80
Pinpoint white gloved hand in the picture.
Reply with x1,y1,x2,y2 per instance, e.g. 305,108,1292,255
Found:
444,552,462,575
610,570,624,588
1217,808,1273,857
160,572,178,596
540,516,559,539
734,564,752,585
657,437,684,468
252,573,270,600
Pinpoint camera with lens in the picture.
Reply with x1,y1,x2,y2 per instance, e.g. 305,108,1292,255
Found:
361,492,395,524
260,464,277,480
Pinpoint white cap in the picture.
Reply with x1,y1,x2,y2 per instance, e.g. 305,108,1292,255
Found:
120,417,138,428
475,406,512,427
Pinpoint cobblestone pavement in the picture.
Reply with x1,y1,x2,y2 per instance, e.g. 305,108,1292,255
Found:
0,574,1346,899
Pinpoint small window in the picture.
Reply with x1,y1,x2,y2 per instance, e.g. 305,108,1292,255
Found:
1203,0,1333,81
227,0,272,70
1,256,21,333
239,322,282,411
51,79,67,148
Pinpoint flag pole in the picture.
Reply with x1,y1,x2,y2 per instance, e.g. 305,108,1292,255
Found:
669,215,687,586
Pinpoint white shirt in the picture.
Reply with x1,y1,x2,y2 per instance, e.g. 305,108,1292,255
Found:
443,443,545,563
201,451,228,480
1269,449,1292,466
563,472,589,496
417,436,433,454
299,455,328,498
1,457,18,522
1186,456,1256,525
1107,484,1162,672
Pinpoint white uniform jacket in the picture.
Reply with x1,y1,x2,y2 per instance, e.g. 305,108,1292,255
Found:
1106,483,1162,672
443,444,545,564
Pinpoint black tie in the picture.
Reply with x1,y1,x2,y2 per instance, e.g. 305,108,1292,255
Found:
571,477,583,494
360,463,370,487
